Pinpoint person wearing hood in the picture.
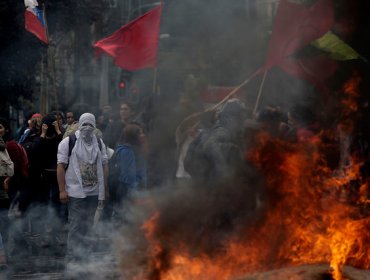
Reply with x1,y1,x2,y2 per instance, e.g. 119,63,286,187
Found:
57,113,109,263
184,98,247,182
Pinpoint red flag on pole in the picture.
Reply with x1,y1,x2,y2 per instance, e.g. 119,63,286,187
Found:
265,0,334,69
94,4,162,71
24,0,49,44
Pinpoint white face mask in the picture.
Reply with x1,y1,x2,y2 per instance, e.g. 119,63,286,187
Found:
80,124,95,145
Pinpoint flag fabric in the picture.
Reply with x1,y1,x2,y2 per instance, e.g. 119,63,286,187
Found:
264,0,334,69
311,31,360,61
278,54,338,91
24,0,49,44
254,0,336,91
94,4,162,71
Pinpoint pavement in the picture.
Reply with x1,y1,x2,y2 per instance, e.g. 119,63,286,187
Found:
0,231,121,280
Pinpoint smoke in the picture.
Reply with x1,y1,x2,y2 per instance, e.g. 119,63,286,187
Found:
116,162,267,279
4,0,370,279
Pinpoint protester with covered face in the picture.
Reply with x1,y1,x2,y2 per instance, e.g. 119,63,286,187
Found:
57,113,109,262
51,110,66,135
63,108,103,140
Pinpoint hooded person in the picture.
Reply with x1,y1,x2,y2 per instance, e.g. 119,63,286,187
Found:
57,113,109,263
185,98,247,182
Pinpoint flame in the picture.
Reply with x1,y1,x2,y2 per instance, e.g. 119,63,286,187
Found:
130,74,370,280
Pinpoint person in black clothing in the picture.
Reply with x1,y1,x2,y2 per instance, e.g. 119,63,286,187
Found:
39,113,65,245
21,114,43,208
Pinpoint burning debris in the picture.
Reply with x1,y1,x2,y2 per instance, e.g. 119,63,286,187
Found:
115,72,370,280
235,264,369,280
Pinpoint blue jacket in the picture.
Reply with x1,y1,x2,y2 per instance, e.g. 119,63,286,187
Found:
116,144,147,192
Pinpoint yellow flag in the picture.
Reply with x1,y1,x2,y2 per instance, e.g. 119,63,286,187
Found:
311,31,359,60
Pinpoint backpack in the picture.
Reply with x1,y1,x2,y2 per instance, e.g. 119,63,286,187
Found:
16,143,29,178
107,151,121,200
108,151,120,181
0,148,14,177
66,133,102,169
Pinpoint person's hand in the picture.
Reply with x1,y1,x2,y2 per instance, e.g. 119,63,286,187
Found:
53,121,61,135
98,200,105,209
3,177,11,191
104,189,110,201
59,190,69,203
41,123,48,137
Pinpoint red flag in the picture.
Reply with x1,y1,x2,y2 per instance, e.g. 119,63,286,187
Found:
279,54,338,91
94,5,162,71
265,0,334,69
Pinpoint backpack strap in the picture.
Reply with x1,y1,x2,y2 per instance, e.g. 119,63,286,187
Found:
68,133,77,158
66,134,77,170
97,137,102,152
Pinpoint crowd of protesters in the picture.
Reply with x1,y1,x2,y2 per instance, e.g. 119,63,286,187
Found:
0,97,363,276
0,101,150,270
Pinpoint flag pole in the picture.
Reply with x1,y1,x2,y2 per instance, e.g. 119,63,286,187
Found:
175,74,254,147
47,47,58,110
252,70,268,118
42,2,50,44
44,1,58,110
40,52,46,113
152,67,158,94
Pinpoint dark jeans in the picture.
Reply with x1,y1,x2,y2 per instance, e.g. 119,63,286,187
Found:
0,193,10,251
67,196,98,261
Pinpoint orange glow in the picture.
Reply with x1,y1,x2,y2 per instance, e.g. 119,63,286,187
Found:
132,75,370,280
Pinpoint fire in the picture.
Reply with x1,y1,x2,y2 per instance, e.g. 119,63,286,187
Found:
130,74,369,280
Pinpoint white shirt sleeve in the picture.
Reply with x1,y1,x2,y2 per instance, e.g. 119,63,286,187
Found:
57,137,70,164
99,139,109,165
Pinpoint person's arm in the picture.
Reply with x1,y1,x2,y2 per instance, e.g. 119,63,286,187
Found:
57,137,69,203
57,163,68,203
100,139,109,201
103,163,109,200
40,123,48,138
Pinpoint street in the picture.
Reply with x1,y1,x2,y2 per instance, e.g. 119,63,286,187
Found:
2,232,121,280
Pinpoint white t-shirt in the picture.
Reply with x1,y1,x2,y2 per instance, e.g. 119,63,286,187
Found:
57,135,108,199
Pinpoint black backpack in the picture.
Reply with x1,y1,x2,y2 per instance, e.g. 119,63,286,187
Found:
107,151,122,200
108,151,120,181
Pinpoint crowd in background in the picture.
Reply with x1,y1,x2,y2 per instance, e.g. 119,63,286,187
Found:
0,97,353,274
